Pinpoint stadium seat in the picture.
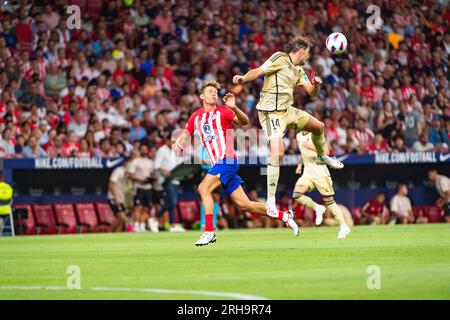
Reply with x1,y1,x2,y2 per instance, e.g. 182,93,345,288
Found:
96,203,116,231
32,205,57,234
351,208,361,225
53,204,78,234
177,200,200,229
75,203,99,233
422,206,444,223
12,205,35,235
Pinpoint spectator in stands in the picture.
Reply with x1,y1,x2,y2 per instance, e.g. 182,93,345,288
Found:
22,135,48,158
427,170,450,223
0,128,15,157
429,116,449,152
361,192,390,225
412,133,435,152
390,183,427,224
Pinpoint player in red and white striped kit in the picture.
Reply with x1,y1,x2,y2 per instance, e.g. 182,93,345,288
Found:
173,80,299,246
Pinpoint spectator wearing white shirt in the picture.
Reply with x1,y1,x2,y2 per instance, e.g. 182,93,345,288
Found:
390,183,427,224
0,128,15,157
154,137,185,232
427,170,450,223
412,133,434,152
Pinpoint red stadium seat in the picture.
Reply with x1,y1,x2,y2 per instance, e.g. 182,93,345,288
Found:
32,205,57,234
13,205,35,235
422,206,444,223
96,203,116,230
412,206,424,219
53,204,78,234
87,0,103,20
177,200,200,229
351,208,361,225
75,203,99,232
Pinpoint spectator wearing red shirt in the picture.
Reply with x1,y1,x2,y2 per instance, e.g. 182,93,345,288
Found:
359,76,375,106
63,131,80,157
361,193,390,225
61,82,84,109
368,133,391,153
353,118,375,153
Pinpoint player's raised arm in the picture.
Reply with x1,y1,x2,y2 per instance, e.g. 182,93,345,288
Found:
299,75,322,97
232,67,265,84
223,92,249,125
172,112,196,151
233,51,286,84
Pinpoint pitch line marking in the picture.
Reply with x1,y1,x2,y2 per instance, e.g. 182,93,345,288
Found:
0,285,268,300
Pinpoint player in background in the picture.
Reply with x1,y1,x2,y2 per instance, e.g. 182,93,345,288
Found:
173,80,299,246
232,36,344,218
127,144,158,232
293,131,351,239
107,154,135,232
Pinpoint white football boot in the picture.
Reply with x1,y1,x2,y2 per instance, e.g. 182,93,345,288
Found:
316,154,344,169
315,205,326,225
337,224,351,239
195,232,217,246
285,210,300,237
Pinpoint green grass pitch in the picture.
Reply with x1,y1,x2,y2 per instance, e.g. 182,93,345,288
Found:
0,224,449,300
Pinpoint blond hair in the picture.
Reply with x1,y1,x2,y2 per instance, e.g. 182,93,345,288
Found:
199,80,221,94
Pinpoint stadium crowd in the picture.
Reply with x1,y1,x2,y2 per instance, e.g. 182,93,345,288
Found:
0,0,449,159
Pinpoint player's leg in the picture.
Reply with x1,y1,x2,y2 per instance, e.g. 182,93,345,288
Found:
292,178,326,225
322,196,351,239
195,174,222,246
258,111,285,216
228,184,299,237
301,115,344,169
267,137,284,214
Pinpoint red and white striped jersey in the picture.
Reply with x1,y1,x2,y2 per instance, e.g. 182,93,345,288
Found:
185,105,236,167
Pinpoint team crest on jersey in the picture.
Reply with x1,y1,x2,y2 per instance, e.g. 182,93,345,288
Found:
211,113,217,120
203,123,212,134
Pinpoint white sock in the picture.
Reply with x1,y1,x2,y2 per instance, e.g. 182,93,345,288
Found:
266,197,276,207
134,222,139,231
140,223,146,231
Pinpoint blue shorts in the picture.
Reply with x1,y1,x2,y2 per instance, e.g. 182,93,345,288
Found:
207,158,243,197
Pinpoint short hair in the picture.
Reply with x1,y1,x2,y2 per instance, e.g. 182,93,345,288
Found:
199,80,221,95
285,35,313,53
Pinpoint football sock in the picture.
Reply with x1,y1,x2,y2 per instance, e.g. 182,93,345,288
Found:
205,214,214,232
267,164,280,200
326,200,345,226
293,192,318,210
311,132,326,156
277,210,289,222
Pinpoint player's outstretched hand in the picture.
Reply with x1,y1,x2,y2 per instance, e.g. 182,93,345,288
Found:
172,141,183,151
232,75,245,84
312,76,323,85
223,92,236,108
